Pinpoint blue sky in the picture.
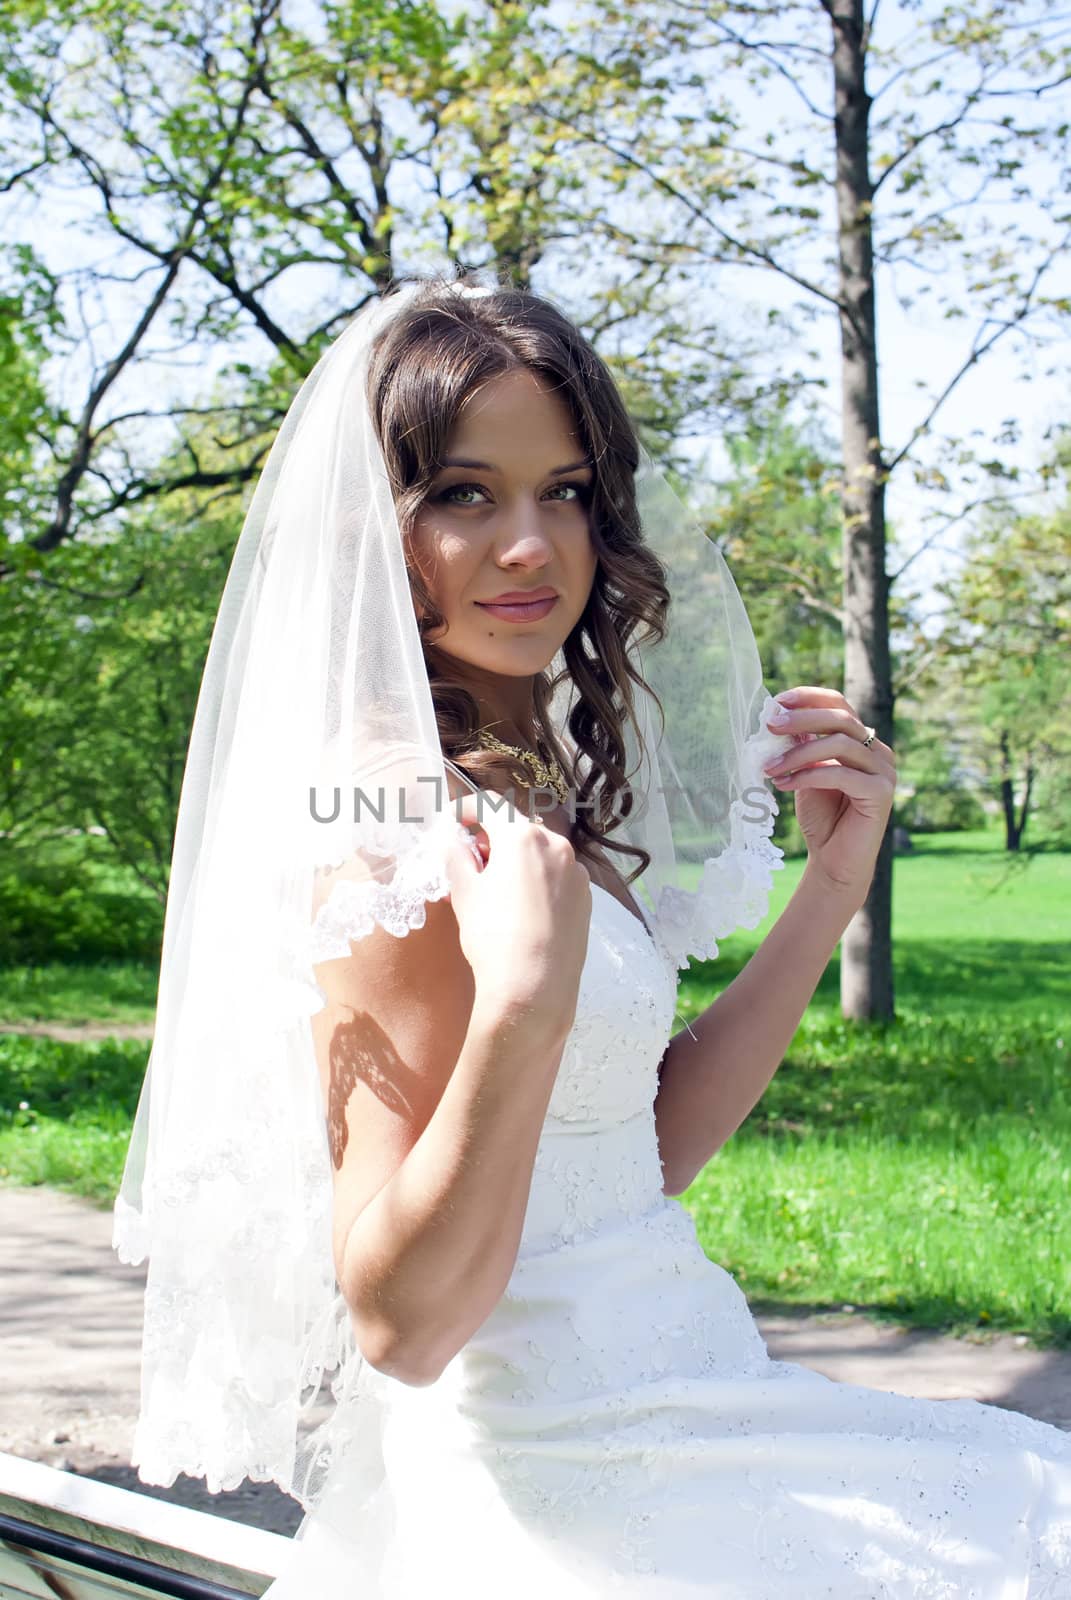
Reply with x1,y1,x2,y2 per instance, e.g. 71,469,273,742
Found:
4,0,1067,639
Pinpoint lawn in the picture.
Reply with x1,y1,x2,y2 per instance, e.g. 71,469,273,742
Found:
0,1034,144,1205
678,829,1070,1344
1,827,1068,1343
0,962,157,1024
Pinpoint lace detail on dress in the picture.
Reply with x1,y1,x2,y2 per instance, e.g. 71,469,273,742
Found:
546,886,677,1128
257,870,1071,1599
305,814,479,968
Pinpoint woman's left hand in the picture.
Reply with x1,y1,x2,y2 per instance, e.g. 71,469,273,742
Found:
763,685,896,905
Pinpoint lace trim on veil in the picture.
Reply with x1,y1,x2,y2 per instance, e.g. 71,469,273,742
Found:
644,692,794,974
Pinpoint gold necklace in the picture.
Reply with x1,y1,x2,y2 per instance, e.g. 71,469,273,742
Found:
474,728,569,805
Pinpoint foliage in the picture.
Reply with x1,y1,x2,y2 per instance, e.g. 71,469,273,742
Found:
695,404,845,685
1,416,244,891
0,851,162,963
897,783,987,835
3,0,1070,1019
892,735,989,833
0,0,783,549
918,458,1071,847
0,243,60,539
14,0,1065,545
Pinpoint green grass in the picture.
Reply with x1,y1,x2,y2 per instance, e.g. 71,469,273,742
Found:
0,1035,149,1204
680,1013,1069,1344
0,961,158,1025
1,826,1068,1344
675,829,1071,1345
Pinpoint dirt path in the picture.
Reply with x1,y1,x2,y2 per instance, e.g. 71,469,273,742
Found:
0,1020,154,1042
3,1184,1069,1540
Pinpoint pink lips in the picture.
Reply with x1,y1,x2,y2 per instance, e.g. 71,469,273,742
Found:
475,592,559,623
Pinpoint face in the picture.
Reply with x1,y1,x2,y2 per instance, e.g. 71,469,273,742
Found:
408,367,598,726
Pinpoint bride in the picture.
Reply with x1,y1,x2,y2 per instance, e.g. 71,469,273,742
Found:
113,273,1070,1597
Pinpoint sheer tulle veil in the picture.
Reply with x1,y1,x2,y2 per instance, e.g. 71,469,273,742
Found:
111,273,797,1511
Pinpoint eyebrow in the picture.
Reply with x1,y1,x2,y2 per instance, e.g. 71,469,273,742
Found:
439,456,593,475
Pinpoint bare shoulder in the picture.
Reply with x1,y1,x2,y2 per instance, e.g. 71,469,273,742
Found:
309,765,476,1294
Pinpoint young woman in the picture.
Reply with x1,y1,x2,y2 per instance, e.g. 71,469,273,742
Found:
115,275,1070,1597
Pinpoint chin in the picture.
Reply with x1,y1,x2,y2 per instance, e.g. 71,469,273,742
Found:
439,636,563,678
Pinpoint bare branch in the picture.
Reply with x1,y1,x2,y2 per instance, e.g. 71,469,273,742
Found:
893,642,944,698
31,0,283,549
888,488,1042,583
984,71,1071,99
528,101,846,315
84,455,268,519
706,17,832,120
28,570,146,603
885,234,1070,476
0,158,51,193
35,253,186,553
871,111,975,197
89,403,271,438
252,63,381,261
759,559,845,625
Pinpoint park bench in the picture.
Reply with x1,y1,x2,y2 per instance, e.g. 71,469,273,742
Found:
0,1452,292,1598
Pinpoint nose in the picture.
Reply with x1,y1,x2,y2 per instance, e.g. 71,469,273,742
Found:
491,498,554,569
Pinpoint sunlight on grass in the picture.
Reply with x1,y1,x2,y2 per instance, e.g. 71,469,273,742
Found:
0,962,158,1025
686,1125,1070,1345
1,828,1068,1342
670,831,1071,1343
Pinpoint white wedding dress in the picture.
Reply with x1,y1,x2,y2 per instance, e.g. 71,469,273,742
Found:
264,881,1071,1598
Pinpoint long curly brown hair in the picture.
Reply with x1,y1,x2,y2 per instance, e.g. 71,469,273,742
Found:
365,271,670,884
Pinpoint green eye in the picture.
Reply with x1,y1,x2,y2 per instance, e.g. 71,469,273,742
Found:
436,480,592,506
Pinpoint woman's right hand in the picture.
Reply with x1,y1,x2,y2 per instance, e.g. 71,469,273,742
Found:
445,792,592,1037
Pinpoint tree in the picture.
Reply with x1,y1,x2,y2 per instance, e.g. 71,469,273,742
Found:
0,395,255,892
0,0,781,552
532,0,1070,1016
0,245,60,541
923,480,1071,850
3,0,1068,1014
695,405,846,686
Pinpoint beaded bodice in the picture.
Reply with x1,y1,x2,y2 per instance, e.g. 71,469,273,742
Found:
527,883,680,1249
387,881,772,1427
305,881,1071,1600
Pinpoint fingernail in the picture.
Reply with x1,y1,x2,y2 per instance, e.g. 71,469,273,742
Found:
776,690,799,705
767,708,791,727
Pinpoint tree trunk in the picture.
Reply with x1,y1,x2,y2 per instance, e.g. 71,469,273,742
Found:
826,0,895,1021
1019,760,1034,846
998,728,1031,850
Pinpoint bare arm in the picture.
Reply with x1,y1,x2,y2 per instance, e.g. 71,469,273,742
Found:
655,867,862,1196
311,789,590,1388
341,993,570,1385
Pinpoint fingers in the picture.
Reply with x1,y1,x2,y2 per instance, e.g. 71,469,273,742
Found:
450,794,490,882
454,789,556,834
445,823,487,887
770,761,893,804
455,790,532,827
764,730,893,781
451,789,555,878
769,690,895,762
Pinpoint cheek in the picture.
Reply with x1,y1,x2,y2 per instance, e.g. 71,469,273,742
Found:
576,532,598,588
408,523,473,609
